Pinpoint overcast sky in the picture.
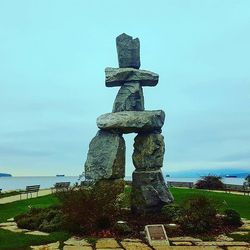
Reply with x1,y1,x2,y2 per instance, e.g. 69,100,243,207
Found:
0,1,250,176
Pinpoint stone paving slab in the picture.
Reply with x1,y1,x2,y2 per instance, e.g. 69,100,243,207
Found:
172,241,193,246
230,231,249,235
152,247,223,250
121,240,152,250
64,237,91,246
0,225,29,233
25,230,49,236
0,222,17,227
239,224,250,230
227,247,250,250
122,238,142,242
96,238,121,249
195,242,249,246
63,246,92,250
97,249,123,250
30,241,60,250
169,237,202,242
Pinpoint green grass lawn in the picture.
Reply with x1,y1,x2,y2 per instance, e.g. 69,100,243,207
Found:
0,188,249,250
0,195,69,250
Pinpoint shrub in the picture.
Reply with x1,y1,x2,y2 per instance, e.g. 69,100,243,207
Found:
223,209,242,227
245,174,250,186
15,207,64,232
161,204,181,222
113,221,132,236
195,175,224,190
178,195,218,233
57,180,123,234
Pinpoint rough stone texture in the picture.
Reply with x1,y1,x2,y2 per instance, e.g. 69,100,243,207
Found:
131,170,173,213
133,133,165,171
105,67,158,87
112,82,144,112
97,110,165,134
84,130,125,181
116,33,140,69
95,238,120,249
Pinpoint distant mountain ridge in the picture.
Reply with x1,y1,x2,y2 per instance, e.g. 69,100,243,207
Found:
0,173,12,177
164,168,249,178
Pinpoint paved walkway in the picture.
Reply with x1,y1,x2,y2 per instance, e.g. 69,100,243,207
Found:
0,189,52,204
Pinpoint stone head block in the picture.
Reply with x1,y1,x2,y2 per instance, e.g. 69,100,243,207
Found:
116,33,140,69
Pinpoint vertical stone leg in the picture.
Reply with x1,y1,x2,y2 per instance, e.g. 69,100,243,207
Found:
84,130,125,182
131,170,173,213
131,132,173,213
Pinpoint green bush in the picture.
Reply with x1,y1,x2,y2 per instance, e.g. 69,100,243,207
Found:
15,207,64,232
223,209,242,227
57,180,123,234
161,204,181,222
178,195,218,233
113,222,132,236
195,175,224,190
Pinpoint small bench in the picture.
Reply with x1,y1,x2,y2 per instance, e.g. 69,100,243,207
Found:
167,181,194,188
224,183,250,195
20,185,40,199
51,182,70,193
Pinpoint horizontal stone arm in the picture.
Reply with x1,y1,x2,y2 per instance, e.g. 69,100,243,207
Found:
97,110,165,134
105,67,159,87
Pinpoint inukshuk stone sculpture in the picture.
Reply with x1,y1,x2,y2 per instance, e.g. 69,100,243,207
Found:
84,33,173,213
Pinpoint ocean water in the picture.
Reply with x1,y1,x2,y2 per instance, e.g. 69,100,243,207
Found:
0,176,246,192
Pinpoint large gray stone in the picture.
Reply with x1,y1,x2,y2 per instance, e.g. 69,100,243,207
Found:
97,110,165,134
84,130,125,181
133,133,165,171
131,170,173,213
105,67,159,87
116,33,140,69
112,82,144,112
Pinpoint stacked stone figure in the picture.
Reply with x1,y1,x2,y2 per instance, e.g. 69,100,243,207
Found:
84,33,173,213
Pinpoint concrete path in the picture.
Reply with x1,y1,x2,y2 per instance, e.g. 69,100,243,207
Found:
0,189,52,204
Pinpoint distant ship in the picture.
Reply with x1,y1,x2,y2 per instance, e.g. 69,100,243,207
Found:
165,174,170,177
56,174,65,177
0,173,12,177
225,175,237,178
